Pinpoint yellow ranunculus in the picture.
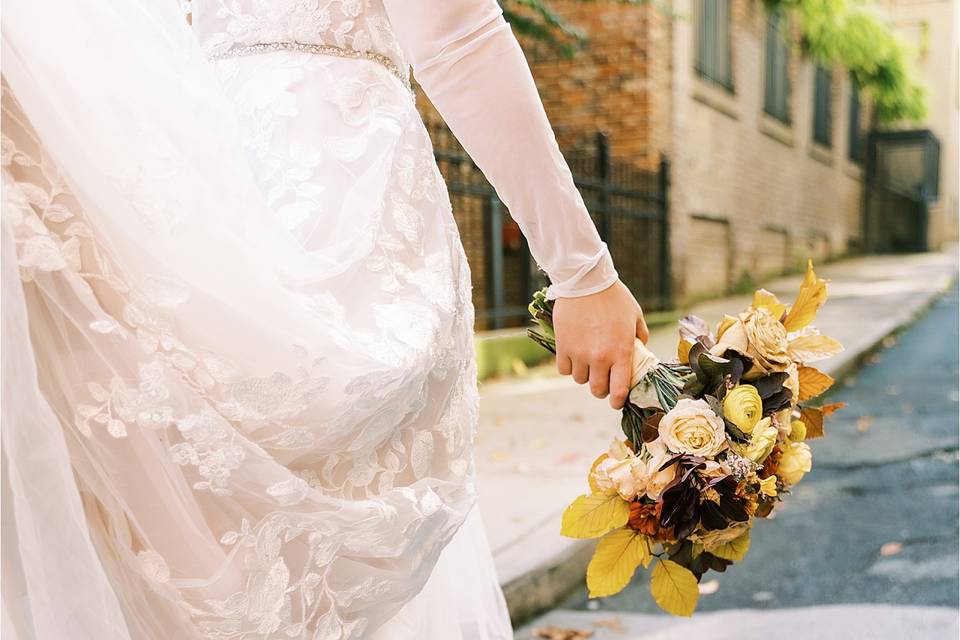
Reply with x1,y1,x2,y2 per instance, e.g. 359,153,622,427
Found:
789,419,807,441
778,441,813,485
758,475,778,497
743,417,777,463
723,385,763,433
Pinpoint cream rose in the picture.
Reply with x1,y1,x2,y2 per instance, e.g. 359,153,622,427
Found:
713,307,791,377
657,398,727,457
778,441,812,485
639,438,679,500
591,439,645,500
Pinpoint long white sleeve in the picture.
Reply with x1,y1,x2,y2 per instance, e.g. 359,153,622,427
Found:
383,0,619,300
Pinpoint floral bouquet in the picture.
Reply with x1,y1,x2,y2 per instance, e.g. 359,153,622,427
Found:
527,261,843,616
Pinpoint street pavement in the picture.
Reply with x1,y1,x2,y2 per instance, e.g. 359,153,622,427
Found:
511,279,959,638
467,250,959,629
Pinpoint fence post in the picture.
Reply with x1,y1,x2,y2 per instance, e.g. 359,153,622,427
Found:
487,195,505,330
596,131,611,241
659,153,672,309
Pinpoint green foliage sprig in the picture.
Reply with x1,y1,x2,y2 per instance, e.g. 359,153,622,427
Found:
766,0,926,123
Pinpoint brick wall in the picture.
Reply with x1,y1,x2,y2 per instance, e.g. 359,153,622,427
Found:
669,0,869,300
416,0,874,310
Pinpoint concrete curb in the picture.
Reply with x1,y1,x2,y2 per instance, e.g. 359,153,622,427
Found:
499,267,959,627
515,604,960,639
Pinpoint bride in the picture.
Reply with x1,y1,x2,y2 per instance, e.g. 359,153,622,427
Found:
1,1,649,638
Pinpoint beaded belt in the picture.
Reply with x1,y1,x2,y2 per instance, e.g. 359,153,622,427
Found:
208,41,411,90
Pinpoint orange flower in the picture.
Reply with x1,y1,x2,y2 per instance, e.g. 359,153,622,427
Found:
628,501,661,536
760,446,783,479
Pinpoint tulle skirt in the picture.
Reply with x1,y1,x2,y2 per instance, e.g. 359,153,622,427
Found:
1,4,512,634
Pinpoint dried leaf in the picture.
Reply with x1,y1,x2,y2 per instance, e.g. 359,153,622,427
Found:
880,541,903,557
679,314,714,346
706,528,751,561
586,529,652,598
531,627,593,640
783,260,828,332
561,491,631,539
799,407,825,439
788,334,844,362
797,366,835,401
752,288,786,320
799,402,845,439
588,453,609,493
650,558,699,617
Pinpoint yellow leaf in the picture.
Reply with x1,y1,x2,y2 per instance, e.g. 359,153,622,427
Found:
588,453,609,493
707,528,751,561
586,529,653,598
797,366,835,401
788,334,844,362
752,288,786,320
678,339,693,365
560,491,631,539
650,559,699,617
783,260,829,332
715,314,740,339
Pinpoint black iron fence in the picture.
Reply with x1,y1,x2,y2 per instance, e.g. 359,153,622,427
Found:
428,124,670,330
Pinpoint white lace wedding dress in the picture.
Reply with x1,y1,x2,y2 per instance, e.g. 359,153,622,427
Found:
1,1,618,639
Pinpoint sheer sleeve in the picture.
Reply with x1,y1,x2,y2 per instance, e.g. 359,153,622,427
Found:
383,0,619,300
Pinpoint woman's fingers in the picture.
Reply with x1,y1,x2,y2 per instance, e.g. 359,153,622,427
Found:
571,358,590,385
608,358,631,409
556,351,573,376
636,311,650,343
588,358,611,400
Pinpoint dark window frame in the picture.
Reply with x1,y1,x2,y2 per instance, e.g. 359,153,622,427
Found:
763,9,791,124
812,64,833,147
695,0,734,91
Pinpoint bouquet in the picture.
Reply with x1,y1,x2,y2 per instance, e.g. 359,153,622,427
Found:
527,261,843,616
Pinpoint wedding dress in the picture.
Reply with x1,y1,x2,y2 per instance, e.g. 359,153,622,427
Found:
1,1,618,638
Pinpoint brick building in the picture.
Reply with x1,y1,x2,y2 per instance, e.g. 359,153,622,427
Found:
418,0,955,323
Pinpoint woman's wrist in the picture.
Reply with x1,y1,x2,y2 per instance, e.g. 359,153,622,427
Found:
544,243,618,300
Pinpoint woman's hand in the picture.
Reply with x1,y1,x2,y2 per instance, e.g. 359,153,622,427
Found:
551,280,649,410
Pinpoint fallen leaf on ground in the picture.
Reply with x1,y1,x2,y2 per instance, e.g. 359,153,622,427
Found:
531,626,594,640
856,415,874,432
880,541,903,557
594,617,624,632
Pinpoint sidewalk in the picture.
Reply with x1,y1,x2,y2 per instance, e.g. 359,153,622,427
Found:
514,604,959,639
473,250,959,624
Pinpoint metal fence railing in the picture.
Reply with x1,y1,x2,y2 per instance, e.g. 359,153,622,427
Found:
427,124,671,330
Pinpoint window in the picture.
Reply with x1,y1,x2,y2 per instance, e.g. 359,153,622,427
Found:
763,10,790,123
696,0,733,90
848,78,864,163
812,65,832,146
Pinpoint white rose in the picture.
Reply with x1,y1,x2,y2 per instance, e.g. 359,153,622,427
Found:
658,398,727,457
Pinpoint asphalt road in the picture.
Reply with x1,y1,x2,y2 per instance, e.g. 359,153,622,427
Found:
558,283,960,615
